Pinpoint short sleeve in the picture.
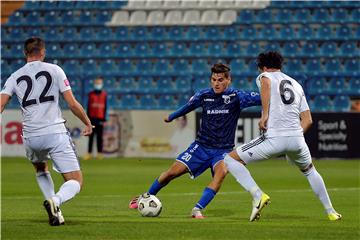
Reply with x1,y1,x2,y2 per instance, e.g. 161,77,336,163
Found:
0,75,16,96
255,72,272,90
300,92,310,112
55,65,71,93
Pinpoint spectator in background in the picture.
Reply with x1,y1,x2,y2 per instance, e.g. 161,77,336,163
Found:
83,77,108,160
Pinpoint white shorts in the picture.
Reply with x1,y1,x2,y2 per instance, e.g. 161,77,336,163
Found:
236,135,312,170
23,132,80,173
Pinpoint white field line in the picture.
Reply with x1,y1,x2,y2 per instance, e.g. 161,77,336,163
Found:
2,187,359,200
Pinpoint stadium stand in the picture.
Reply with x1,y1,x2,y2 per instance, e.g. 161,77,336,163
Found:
1,0,359,112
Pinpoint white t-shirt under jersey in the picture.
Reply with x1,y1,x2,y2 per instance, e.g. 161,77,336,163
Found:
256,71,309,137
1,61,71,137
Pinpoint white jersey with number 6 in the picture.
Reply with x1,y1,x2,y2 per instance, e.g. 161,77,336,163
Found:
1,61,71,137
256,71,309,137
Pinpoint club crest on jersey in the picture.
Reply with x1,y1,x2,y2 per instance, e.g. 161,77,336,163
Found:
222,95,231,104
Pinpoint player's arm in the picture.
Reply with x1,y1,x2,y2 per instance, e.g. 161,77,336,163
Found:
238,91,261,109
259,76,271,131
164,93,201,123
62,90,93,136
0,94,11,113
300,110,313,133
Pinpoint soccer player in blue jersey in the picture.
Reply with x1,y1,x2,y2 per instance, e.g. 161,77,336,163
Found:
129,63,261,218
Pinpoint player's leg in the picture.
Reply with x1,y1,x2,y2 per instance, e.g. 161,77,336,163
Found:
192,160,227,218
33,162,55,200
129,161,188,209
288,137,341,221
224,136,275,221
96,123,104,159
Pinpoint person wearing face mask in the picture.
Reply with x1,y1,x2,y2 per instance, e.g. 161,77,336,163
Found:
83,77,108,160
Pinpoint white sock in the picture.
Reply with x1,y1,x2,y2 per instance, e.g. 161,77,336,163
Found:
36,171,55,200
52,180,81,206
305,167,335,214
224,154,262,200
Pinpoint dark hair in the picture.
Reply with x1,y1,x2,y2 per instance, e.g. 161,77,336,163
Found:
211,63,231,78
24,37,45,57
256,51,283,69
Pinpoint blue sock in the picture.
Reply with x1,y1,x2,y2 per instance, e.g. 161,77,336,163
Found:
195,187,217,209
148,179,163,195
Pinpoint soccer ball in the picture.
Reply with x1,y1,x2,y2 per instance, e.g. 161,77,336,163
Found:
137,193,162,217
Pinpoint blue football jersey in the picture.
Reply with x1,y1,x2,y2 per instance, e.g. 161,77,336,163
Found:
168,87,261,149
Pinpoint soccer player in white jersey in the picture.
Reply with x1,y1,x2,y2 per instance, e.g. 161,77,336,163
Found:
224,51,342,221
0,37,93,226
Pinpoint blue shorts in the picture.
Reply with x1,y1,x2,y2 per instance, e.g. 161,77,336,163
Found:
176,141,232,179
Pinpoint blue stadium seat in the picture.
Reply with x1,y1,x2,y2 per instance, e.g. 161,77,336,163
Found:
297,25,313,40
118,59,134,74
279,26,296,40
223,26,239,40
176,94,192,107
99,43,114,58
100,59,117,76
7,27,25,41
11,59,25,71
332,8,348,23
119,77,137,92
136,59,153,75
44,28,58,41
63,43,80,57
63,60,80,76
79,27,95,41
348,78,360,94
316,25,332,40
60,11,75,26
150,27,167,40
339,42,357,57
47,43,63,58
238,10,254,24
23,0,42,10
324,59,342,76
306,59,323,76
138,77,157,93
96,28,113,41
5,44,23,58
58,0,76,9
283,42,300,57
7,11,25,26
79,43,98,58
277,9,292,23
154,59,171,76
313,9,330,23
170,42,188,57
114,27,130,40
157,77,176,93
173,59,190,73
301,42,318,57
205,27,222,40
43,11,61,26
134,43,151,57
226,42,242,57
189,42,206,57
168,27,184,40
344,59,359,76
245,42,260,56
60,27,78,41
312,95,332,112
185,26,201,41
1,59,11,78
139,94,158,109
294,9,311,24
264,42,280,52
74,11,94,26
120,94,138,109
191,59,209,75
230,59,246,75
153,43,167,57
257,9,272,24
132,27,148,40
208,43,224,57
285,59,303,75
336,25,352,40
259,26,278,40
193,77,209,91
115,43,132,57
74,1,94,9
232,78,251,90
308,78,328,95
351,8,360,22
96,10,112,23
242,26,257,40
320,42,338,57
82,59,99,75
328,78,348,94
175,76,192,93
26,11,42,26
158,95,176,109
333,95,350,112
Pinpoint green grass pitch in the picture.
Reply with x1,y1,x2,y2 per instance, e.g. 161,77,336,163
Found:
1,157,359,240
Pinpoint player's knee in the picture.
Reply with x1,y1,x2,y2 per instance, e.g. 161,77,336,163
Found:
300,163,314,176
